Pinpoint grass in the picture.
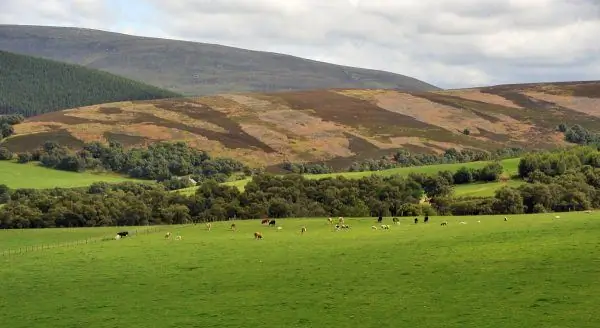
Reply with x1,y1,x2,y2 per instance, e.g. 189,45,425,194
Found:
178,158,521,195
1,212,599,328
454,179,525,197
0,161,143,189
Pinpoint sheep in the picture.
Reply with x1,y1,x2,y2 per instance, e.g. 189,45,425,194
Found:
205,223,212,231
230,223,237,231
338,217,344,224
175,235,182,240
392,217,400,225
371,225,378,230
300,226,307,235
164,232,172,239
381,224,390,230
341,224,350,229
440,221,447,226
459,221,467,224
555,215,560,219
276,226,283,231
504,216,508,221
327,217,333,224
254,232,263,239
115,234,121,240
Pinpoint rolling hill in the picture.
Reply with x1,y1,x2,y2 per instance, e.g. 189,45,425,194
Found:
3,81,599,169
0,50,181,117
0,25,439,95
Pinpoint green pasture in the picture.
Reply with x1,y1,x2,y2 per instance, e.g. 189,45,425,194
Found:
0,161,143,189
453,179,525,197
178,158,521,195
1,212,599,328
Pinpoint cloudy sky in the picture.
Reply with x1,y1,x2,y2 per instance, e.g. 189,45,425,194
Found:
1,0,599,88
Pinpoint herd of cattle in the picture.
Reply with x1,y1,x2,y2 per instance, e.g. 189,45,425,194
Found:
112,212,584,241
114,215,446,241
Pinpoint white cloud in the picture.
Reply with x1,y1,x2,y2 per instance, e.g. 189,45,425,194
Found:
1,0,599,88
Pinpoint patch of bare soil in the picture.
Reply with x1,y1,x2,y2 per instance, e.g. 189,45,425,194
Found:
373,91,531,141
437,90,523,109
524,92,600,118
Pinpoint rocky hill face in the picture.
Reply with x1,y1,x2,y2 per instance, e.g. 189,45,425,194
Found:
3,81,599,169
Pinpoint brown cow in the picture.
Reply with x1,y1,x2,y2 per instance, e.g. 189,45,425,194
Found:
254,232,263,239
261,219,269,225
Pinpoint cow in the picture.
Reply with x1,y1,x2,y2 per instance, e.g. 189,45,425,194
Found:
254,232,263,240
117,231,129,238
164,232,172,239
269,220,276,227
338,217,344,224
327,217,333,224
504,216,508,221
261,219,269,225
301,226,307,235
414,218,418,224
230,223,237,231
377,215,383,223
424,216,429,223
392,217,400,225
440,221,447,226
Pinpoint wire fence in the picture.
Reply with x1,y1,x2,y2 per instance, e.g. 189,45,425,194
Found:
0,226,166,257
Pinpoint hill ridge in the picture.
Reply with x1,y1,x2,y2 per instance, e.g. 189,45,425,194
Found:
0,24,439,95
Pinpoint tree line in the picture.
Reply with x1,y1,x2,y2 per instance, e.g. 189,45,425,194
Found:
0,141,249,184
0,158,516,229
0,50,181,117
282,147,526,174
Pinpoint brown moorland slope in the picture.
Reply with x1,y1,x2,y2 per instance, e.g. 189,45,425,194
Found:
3,81,599,169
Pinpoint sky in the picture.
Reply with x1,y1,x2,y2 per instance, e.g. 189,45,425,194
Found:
1,0,599,88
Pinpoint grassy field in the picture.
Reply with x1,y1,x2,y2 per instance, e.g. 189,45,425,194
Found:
178,158,521,195
453,179,525,197
1,212,598,327
0,161,142,189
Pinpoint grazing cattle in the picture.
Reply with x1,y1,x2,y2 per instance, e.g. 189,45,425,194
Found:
254,232,263,239
377,216,383,223
381,224,390,230
392,217,400,225
414,218,418,224
117,231,129,237
206,223,212,231
301,226,307,235
440,221,447,226
424,216,429,223
371,225,378,230
327,217,333,224
276,226,283,231
164,232,172,239
269,220,276,226
261,219,269,225
230,223,237,231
